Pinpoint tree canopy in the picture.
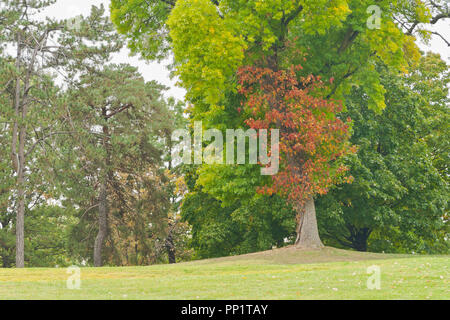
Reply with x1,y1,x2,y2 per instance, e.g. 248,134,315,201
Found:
0,0,448,267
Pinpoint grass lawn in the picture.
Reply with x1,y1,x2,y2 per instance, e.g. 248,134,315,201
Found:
0,247,448,300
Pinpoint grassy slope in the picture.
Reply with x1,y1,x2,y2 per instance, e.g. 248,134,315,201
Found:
0,247,448,300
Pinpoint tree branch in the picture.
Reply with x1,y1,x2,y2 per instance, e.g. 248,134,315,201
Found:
25,131,74,158
431,31,450,46
105,103,133,119
284,4,303,26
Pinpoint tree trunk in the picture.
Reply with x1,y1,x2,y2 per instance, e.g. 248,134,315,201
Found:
94,108,111,267
93,181,108,267
166,130,176,264
12,34,25,268
16,101,27,268
165,230,176,264
351,228,371,252
353,237,368,252
15,171,25,268
295,197,324,249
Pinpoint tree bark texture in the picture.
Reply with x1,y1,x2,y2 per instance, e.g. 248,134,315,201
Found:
295,197,324,249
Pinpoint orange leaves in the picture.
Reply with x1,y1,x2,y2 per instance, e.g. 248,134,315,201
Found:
238,63,355,206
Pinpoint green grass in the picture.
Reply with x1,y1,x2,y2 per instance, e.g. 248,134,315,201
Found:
0,247,448,300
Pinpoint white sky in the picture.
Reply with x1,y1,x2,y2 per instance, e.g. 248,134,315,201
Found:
41,0,449,102
40,0,186,101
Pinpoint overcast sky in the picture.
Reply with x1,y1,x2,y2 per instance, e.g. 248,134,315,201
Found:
40,0,186,101
40,0,450,102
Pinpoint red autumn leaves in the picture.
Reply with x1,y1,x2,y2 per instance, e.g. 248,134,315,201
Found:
238,64,356,208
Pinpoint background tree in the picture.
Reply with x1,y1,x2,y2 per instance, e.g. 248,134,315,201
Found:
24,205,77,267
58,64,173,266
0,1,130,267
0,0,70,267
0,56,15,267
163,101,194,263
0,3,188,267
110,0,174,61
181,188,296,258
316,53,449,253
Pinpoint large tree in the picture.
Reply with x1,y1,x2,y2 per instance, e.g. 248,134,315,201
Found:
0,0,69,267
237,65,355,248
0,57,15,267
58,64,173,266
112,0,449,111
111,0,449,250
0,2,132,267
316,53,449,253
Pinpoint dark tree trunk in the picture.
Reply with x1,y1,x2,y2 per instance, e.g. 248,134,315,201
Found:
93,181,108,267
165,229,176,264
350,228,371,252
295,197,324,249
353,238,368,251
165,131,176,264
93,108,111,267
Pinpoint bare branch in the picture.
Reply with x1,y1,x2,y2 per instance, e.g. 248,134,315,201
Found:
105,103,133,119
431,31,450,46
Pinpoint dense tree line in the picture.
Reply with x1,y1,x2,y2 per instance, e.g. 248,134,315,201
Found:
0,0,448,267
0,2,190,267
316,54,449,253
112,0,448,257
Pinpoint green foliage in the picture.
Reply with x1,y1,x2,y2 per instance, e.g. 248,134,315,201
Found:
56,64,174,265
167,0,246,106
0,205,78,268
316,54,449,253
24,206,78,267
111,0,439,113
181,191,296,258
114,0,448,256
110,0,173,60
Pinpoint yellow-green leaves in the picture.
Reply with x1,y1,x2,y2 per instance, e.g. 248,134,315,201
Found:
168,0,246,106
300,0,351,35
356,63,387,113
110,0,172,60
